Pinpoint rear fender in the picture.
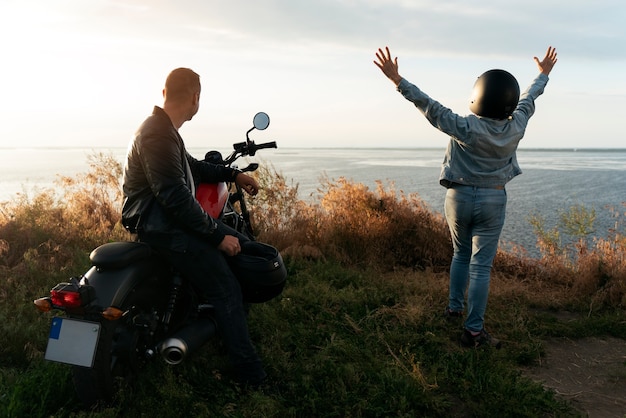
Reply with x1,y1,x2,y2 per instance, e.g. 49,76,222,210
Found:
82,242,169,309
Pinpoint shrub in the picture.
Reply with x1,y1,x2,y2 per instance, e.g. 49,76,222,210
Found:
250,172,452,271
529,203,626,309
0,152,126,272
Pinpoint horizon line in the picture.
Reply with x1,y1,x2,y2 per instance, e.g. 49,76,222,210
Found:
1,146,626,152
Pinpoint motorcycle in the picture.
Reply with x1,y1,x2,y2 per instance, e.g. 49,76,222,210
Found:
33,112,286,407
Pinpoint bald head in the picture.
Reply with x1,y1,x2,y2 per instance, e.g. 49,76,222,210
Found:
162,68,201,128
164,68,200,103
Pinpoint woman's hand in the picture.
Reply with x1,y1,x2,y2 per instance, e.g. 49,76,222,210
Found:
374,46,403,86
534,46,558,76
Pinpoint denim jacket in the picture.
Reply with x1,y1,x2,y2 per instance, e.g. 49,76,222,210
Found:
397,73,549,188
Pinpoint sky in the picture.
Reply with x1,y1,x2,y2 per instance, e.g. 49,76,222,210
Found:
1,0,625,150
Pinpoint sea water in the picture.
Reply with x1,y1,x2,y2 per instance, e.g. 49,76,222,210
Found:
1,147,625,257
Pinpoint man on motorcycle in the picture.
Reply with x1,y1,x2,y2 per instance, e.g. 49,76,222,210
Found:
121,67,266,386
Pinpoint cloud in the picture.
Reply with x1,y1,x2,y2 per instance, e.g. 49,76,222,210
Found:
9,0,623,65
160,0,626,62
1,0,624,149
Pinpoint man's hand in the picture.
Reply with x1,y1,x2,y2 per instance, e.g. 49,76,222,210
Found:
218,235,241,256
235,172,259,196
534,46,558,76
374,47,403,86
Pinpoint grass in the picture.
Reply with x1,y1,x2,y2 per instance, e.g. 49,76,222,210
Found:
0,153,625,417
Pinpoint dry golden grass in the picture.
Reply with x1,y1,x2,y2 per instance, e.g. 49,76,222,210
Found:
0,152,127,272
251,166,626,312
252,171,452,271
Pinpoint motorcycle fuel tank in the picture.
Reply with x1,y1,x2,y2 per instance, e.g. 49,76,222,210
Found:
195,182,228,219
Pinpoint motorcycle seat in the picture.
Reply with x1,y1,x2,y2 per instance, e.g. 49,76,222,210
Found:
89,241,153,269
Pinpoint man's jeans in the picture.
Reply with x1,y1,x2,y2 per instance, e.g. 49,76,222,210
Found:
444,184,507,332
144,222,266,384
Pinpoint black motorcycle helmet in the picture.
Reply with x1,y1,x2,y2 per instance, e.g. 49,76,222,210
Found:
229,241,287,303
469,69,520,120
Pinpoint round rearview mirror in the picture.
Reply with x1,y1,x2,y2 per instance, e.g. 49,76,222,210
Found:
253,112,270,130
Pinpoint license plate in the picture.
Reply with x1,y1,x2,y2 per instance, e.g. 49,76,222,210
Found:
44,317,101,367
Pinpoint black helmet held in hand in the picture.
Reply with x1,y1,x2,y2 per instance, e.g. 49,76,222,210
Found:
229,241,287,303
469,69,520,120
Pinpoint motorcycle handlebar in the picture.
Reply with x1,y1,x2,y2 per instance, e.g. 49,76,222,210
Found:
255,141,277,150
233,140,277,155
248,141,277,156
224,140,277,164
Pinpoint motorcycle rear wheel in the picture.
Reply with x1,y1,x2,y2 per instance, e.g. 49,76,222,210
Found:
69,276,191,408
70,315,143,408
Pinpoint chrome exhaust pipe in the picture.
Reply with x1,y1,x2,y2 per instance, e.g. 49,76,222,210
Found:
158,318,217,365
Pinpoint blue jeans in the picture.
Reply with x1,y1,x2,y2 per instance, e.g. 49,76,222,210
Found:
444,184,507,332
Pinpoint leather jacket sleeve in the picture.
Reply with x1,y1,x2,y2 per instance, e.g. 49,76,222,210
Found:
186,150,241,185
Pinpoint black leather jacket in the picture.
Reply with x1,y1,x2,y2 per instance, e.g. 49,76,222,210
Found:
122,106,239,251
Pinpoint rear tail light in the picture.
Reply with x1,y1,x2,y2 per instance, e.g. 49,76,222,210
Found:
48,282,95,309
51,287,83,308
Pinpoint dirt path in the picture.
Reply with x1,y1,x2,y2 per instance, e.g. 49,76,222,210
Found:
524,336,626,418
